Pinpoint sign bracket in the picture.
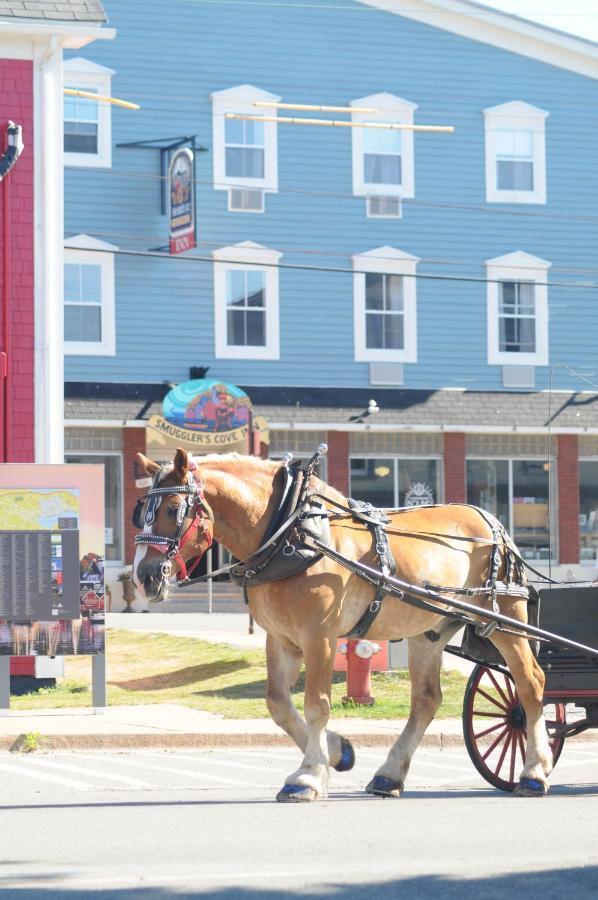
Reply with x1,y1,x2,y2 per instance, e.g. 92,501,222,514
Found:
116,134,206,222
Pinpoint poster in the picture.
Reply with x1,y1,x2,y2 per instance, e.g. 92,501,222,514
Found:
0,465,105,656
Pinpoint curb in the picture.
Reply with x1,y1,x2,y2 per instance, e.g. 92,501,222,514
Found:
2,730,596,753
0,731,452,753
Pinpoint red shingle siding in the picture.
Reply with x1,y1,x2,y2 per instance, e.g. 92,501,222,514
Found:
443,432,466,503
123,427,147,565
557,434,579,564
327,431,349,495
0,59,35,461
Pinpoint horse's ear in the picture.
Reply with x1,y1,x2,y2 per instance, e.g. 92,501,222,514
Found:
136,452,161,476
174,447,189,480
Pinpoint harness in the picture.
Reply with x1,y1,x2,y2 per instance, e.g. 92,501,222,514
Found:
133,469,212,581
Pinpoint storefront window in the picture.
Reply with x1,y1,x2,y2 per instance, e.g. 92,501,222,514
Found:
466,459,509,529
65,454,123,562
579,461,598,562
350,458,439,508
467,458,552,561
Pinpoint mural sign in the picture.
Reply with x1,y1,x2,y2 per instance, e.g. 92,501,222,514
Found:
146,378,268,454
168,147,196,255
0,465,105,656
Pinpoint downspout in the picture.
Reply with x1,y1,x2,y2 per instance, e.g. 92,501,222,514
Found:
0,121,25,462
34,35,64,463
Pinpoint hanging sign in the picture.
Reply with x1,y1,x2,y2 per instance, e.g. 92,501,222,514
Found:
168,147,196,254
147,378,269,453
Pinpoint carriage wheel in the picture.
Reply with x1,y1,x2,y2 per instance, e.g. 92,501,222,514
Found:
462,664,566,792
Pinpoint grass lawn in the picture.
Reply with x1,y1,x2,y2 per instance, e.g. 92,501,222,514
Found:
11,629,468,719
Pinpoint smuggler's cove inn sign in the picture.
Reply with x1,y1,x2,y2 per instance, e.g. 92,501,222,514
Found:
146,379,268,453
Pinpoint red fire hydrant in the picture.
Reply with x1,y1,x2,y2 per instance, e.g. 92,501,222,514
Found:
340,639,381,706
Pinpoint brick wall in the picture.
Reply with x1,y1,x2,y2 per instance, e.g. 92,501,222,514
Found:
557,433,579,564
327,430,349,495
443,432,466,503
0,60,34,461
123,427,147,565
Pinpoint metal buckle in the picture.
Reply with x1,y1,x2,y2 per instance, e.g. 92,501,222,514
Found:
369,599,382,614
475,621,498,638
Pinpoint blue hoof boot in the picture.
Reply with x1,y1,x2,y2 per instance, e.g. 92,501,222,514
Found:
333,737,355,773
365,774,403,798
276,783,318,803
514,777,547,797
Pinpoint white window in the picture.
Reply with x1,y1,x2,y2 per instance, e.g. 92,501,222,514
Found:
211,85,281,209
64,234,117,356
353,246,419,363
486,251,550,367
212,241,281,359
63,58,114,168
484,101,548,204
351,93,417,203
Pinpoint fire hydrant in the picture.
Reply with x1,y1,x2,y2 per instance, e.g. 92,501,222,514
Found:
339,639,381,706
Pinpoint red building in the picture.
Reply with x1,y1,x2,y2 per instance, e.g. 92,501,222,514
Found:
0,2,113,683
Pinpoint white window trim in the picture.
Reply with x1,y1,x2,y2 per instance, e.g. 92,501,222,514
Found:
484,101,548,204
211,85,281,194
353,246,419,363
351,92,417,200
486,251,550,367
212,241,281,360
63,57,114,169
64,234,117,356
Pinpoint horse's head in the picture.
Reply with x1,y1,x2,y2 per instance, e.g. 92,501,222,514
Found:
132,447,213,602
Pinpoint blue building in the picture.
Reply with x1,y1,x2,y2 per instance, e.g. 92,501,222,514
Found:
61,0,598,590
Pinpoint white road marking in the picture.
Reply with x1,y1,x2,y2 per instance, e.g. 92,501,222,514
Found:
0,760,89,791
77,753,270,788
21,756,155,788
145,751,291,773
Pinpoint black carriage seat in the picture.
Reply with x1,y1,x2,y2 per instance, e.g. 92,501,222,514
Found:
537,586,598,692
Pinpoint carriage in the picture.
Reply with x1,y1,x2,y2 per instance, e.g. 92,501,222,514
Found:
446,585,598,792
132,443,598,801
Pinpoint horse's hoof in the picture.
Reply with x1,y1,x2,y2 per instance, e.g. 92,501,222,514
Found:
276,783,318,803
333,737,355,773
365,775,403,798
514,777,548,797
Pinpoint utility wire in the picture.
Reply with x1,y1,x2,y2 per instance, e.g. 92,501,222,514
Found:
75,244,598,289
67,229,598,279
68,166,598,226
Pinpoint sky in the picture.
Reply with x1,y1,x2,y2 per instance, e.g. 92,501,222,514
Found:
482,0,598,44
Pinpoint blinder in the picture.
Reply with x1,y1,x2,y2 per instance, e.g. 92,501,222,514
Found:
133,466,213,584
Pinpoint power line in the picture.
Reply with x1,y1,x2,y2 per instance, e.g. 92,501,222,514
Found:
76,244,598,289
67,229,598,278
67,166,598,226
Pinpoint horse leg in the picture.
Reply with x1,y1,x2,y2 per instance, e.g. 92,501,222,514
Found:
366,622,462,798
490,631,552,796
277,634,336,803
266,635,354,782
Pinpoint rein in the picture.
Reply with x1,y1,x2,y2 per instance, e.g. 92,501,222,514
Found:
133,469,212,582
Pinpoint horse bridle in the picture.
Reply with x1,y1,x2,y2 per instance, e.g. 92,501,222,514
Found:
133,468,213,583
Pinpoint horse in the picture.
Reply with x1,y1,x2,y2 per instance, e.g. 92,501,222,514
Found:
132,446,552,802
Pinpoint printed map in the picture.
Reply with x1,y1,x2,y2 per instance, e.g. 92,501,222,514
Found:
0,489,79,531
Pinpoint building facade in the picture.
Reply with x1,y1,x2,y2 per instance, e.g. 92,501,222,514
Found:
61,0,598,595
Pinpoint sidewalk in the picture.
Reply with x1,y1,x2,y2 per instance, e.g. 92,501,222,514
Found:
0,609,593,752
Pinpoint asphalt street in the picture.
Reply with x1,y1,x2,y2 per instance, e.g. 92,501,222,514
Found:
0,744,597,898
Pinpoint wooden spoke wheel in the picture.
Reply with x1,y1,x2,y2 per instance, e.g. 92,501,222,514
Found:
463,664,566,792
